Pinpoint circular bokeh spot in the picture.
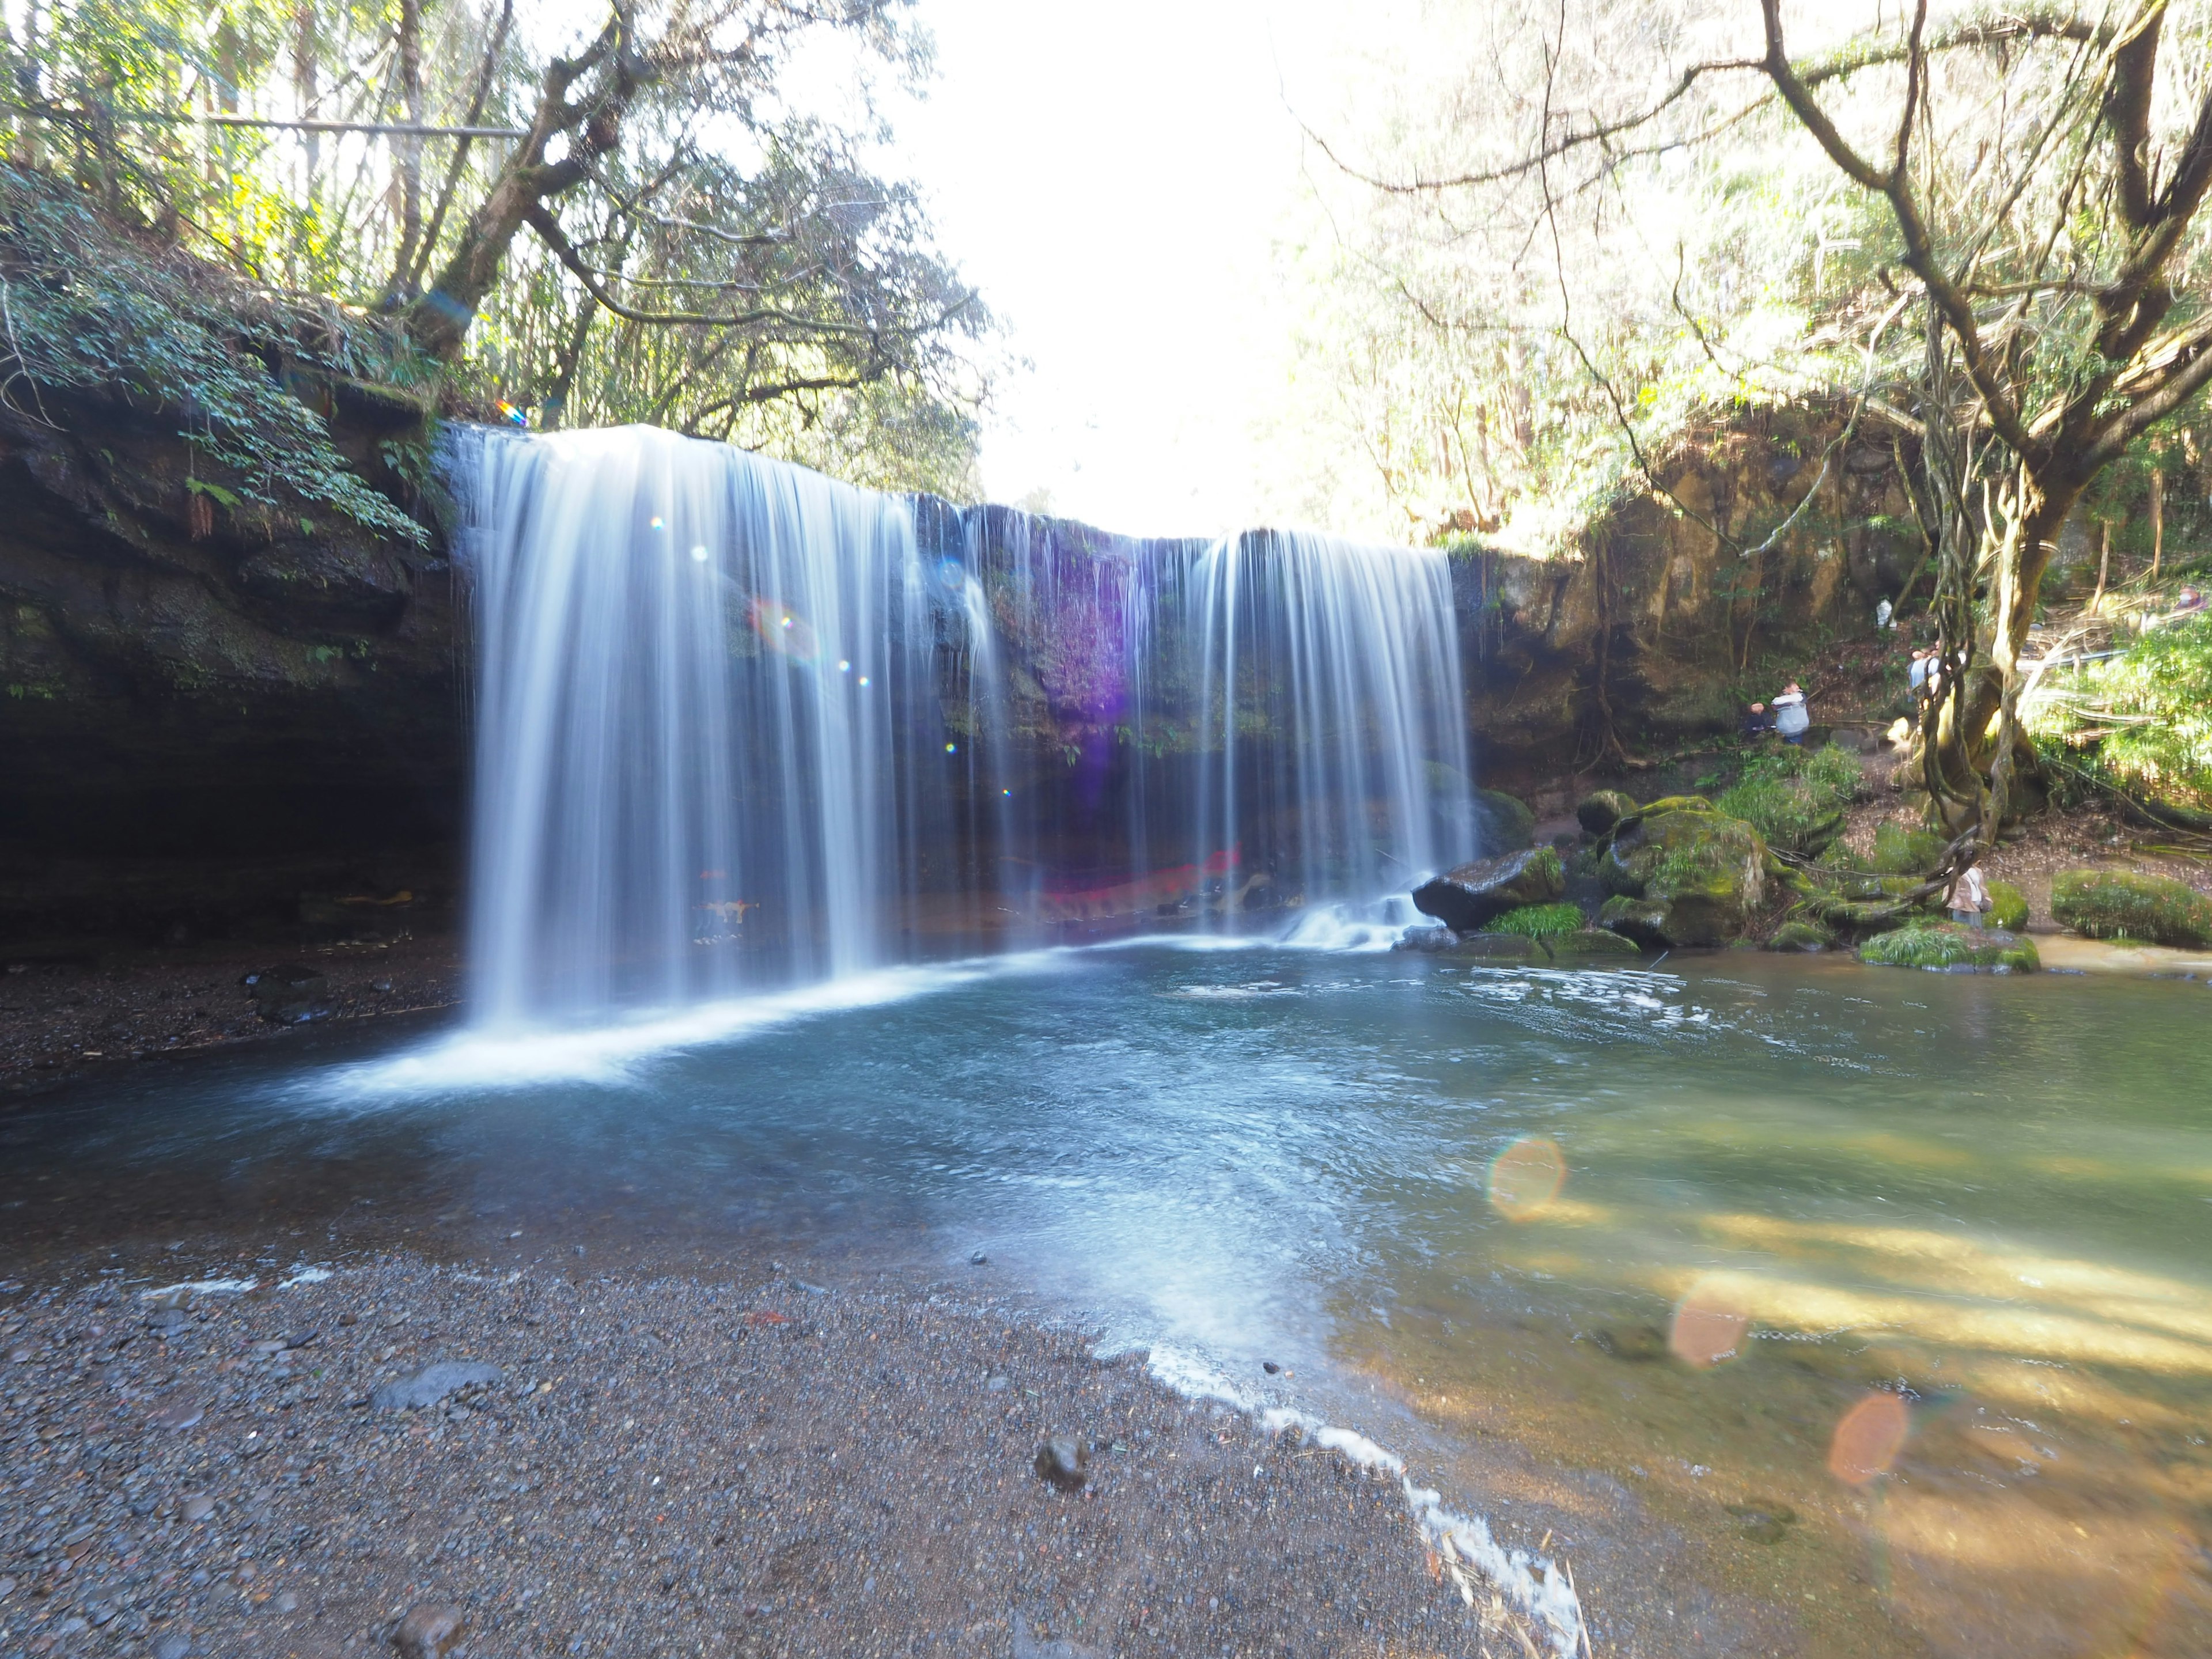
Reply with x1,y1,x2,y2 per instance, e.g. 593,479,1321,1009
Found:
1669,1281,1751,1368
1828,1391,1912,1486
1487,1136,1566,1221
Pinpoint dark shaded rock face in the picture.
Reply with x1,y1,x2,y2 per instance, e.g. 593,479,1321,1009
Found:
1456,407,1921,782
1410,847,1565,933
0,392,461,944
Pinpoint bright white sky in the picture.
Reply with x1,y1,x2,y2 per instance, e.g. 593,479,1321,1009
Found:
878,0,1373,537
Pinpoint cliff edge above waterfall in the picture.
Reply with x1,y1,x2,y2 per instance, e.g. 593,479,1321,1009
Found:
0,172,464,944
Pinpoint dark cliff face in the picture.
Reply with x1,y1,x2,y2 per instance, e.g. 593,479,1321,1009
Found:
0,402,1913,945
0,392,464,943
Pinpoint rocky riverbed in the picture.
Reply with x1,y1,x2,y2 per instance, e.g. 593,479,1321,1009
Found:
0,1257,1524,1659
0,938,460,1099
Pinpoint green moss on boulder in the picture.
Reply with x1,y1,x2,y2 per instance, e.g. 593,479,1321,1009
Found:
2050,869,2212,948
1575,790,1638,838
1411,846,1566,933
1871,821,1949,875
1767,920,1835,952
1859,923,2039,973
1599,800,1769,946
1450,932,1537,960
1552,927,1642,958
1473,787,1537,852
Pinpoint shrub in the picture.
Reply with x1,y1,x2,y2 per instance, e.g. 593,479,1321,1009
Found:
1870,821,1948,875
1859,924,2039,973
1715,745,1862,856
2027,616,2212,811
1490,903,1586,939
1985,880,2028,933
2050,870,2212,948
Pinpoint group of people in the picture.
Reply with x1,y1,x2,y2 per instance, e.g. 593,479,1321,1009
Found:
1740,680,1810,743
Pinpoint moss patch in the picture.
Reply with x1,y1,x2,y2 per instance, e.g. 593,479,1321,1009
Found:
1767,921,1835,952
1985,879,2028,933
1490,902,1586,940
1859,923,2039,974
2050,869,2212,948
1870,821,1948,875
1715,746,1861,857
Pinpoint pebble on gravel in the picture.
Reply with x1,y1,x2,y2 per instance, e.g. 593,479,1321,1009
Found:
392,1601,467,1659
180,1493,215,1521
369,1359,505,1410
1035,1434,1090,1491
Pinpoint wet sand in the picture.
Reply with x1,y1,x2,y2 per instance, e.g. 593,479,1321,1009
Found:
0,1257,1539,1659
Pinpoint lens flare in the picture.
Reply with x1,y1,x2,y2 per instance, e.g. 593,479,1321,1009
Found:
1487,1137,1567,1221
689,544,709,563
1829,1391,1912,1486
745,597,819,663
1669,1279,1751,1368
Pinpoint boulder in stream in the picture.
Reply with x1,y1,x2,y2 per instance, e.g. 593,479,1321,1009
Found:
1597,801,1767,947
1411,847,1564,933
1574,790,1638,839
2051,869,2212,948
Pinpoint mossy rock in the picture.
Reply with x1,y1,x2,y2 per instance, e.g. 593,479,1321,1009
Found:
1412,846,1565,933
1575,790,1638,838
1450,931,1537,960
1985,879,2028,933
1490,902,1585,940
1551,927,1642,959
1859,923,2039,974
2050,869,2212,948
1599,802,1769,947
1767,921,1835,953
1472,787,1537,853
1871,821,1949,875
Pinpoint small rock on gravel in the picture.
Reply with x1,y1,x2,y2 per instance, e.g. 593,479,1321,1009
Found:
392,1601,467,1659
181,1494,215,1521
1034,1435,1089,1491
149,1399,204,1431
987,1374,1010,1392
370,1360,505,1410
154,1636,191,1659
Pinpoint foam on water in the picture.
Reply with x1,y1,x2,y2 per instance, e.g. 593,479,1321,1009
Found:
321,951,1075,1097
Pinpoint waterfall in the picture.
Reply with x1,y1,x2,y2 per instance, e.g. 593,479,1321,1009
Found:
457,426,1474,1028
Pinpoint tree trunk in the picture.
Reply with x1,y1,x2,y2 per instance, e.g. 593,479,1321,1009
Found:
387,0,426,302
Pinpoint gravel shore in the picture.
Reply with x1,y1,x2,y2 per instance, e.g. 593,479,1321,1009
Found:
0,1257,1518,1659
0,938,460,1097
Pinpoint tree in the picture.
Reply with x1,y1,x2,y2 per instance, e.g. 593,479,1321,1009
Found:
1316,0,2212,861
0,0,989,495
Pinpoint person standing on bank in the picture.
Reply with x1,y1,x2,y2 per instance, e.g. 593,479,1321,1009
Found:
1947,862,1990,928
1772,680,1810,745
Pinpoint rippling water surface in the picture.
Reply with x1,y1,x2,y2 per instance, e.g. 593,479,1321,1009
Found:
3,947,2209,1656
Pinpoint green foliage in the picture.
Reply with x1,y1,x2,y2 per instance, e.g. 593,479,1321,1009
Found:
2050,869,2212,948
1985,880,2029,933
1490,903,1585,940
0,168,425,541
2027,617,2212,812
1715,743,1862,854
1870,821,1948,876
1859,923,2039,974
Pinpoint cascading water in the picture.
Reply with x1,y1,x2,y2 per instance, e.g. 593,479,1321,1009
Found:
458,425,1476,1028
460,426,986,1029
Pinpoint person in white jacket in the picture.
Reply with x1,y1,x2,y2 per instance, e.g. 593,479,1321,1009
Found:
1946,863,1990,927
1771,681,1810,745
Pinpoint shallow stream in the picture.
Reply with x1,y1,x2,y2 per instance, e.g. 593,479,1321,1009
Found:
3,946,2208,1656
